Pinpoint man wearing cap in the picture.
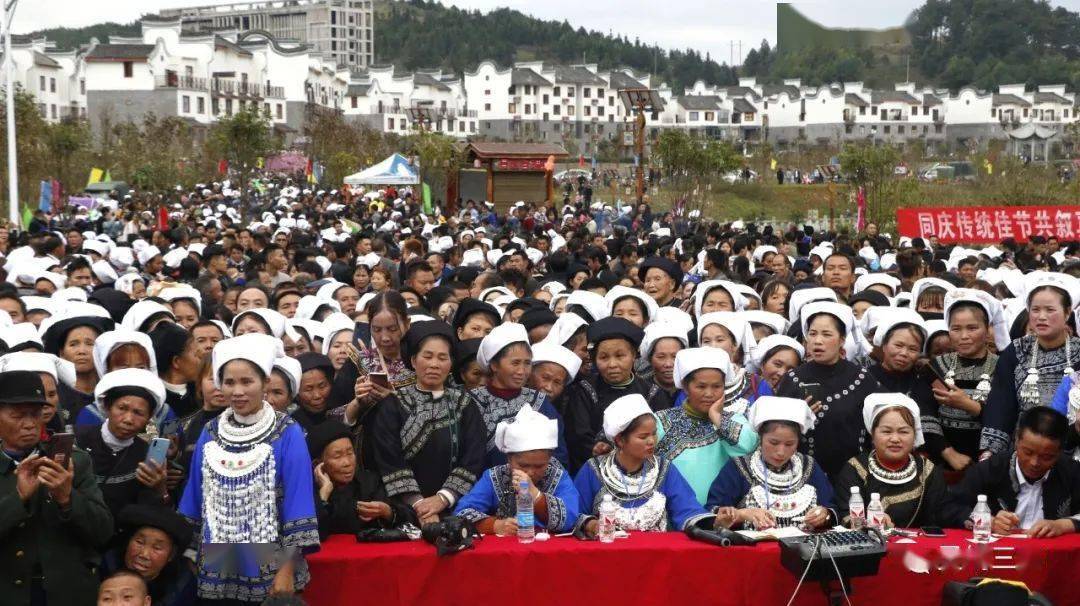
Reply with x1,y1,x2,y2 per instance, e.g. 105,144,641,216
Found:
0,370,114,606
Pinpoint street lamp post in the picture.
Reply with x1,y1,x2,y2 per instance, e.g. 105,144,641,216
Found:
407,104,436,210
619,88,663,203
2,0,18,228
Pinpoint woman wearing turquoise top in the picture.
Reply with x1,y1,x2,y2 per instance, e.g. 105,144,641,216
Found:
655,347,759,505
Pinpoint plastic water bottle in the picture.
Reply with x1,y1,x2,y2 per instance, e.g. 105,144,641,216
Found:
848,487,866,531
516,481,535,544
598,494,617,543
866,492,885,531
971,494,992,543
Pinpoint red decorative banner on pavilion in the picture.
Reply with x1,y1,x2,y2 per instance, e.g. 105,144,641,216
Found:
896,205,1080,244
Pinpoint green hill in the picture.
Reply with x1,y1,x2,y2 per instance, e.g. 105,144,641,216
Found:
19,21,140,51
373,0,736,91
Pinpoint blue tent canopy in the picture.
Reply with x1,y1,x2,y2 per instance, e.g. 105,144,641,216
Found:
344,153,419,186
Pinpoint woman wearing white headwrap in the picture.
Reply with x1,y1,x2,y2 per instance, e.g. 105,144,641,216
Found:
926,289,1004,471
573,394,715,535
74,368,171,521
707,397,835,531
638,323,689,399
467,322,569,469
982,273,1080,456
774,302,881,477
654,348,759,505
454,405,581,535
832,393,947,530
690,312,770,415
178,334,319,602
748,335,804,392
864,310,938,465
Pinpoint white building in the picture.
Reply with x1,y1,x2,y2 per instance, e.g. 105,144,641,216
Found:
158,0,374,69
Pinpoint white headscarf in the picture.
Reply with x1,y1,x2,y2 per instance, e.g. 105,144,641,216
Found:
603,393,654,441
673,347,732,390
494,405,559,453
477,322,530,369
749,396,815,434
862,392,924,447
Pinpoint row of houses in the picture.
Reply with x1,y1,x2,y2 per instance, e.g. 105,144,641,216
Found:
10,16,1080,157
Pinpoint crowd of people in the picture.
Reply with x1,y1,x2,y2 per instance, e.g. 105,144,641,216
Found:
2,176,1080,605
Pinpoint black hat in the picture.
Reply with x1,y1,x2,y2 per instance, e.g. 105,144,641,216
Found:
403,321,456,368
0,371,48,407
638,256,683,287
848,290,889,308
149,322,190,373
305,419,353,461
506,298,546,315
453,338,482,383
117,504,193,549
519,308,557,332
88,288,136,324
297,352,335,383
42,316,114,356
586,316,645,349
451,298,500,334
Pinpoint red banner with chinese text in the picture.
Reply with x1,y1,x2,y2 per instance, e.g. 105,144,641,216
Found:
896,205,1080,244
495,158,548,171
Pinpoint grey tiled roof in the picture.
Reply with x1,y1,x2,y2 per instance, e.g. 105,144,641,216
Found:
85,44,155,61
677,95,721,110
992,93,1031,107
511,68,552,87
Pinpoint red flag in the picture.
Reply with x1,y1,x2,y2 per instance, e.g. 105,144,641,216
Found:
157,206,169,231
51,179,62,208
305,157,314,177
856,186,867,232
217,159,228,175
578,154,585,168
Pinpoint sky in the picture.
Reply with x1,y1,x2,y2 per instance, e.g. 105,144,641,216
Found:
15,0,1080,66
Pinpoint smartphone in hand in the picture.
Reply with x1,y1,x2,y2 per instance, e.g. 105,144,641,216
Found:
145,437,170,467
369,373,390,389
48,433,75,467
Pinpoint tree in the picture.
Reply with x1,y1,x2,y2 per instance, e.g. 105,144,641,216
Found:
405,130,461,206
838,142,900,225
206,107,279,220
44,118,92,193
0,85,51,220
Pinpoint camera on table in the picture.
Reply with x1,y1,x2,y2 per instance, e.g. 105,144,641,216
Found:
420,515,478,556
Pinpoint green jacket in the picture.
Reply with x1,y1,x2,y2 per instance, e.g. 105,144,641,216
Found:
0,446,114,606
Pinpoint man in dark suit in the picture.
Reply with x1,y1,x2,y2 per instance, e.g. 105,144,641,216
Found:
945,407,1080,538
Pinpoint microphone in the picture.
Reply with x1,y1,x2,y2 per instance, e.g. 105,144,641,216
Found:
685,524,755,547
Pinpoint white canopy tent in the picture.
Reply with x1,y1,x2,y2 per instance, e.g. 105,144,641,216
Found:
343,153,419,186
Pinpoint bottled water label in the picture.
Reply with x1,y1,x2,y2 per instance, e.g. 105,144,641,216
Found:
849,506,865,530
517,510,535,529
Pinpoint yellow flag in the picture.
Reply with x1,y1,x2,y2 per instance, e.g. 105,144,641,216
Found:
257,157,265,169
770,158,777,171
87,168,104,187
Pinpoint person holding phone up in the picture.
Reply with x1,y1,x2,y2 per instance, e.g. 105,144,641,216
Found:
75,368,173,523
775,302,881,477
0,370,113,606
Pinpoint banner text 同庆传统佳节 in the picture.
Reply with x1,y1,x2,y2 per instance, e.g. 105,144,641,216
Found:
896,205,1080,244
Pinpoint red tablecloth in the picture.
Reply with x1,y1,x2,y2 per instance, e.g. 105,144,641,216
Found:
305,530,1080,605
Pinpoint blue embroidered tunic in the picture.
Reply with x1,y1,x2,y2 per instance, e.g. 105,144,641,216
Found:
573,453,711,532
178,406,320,602
454,460,580,533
